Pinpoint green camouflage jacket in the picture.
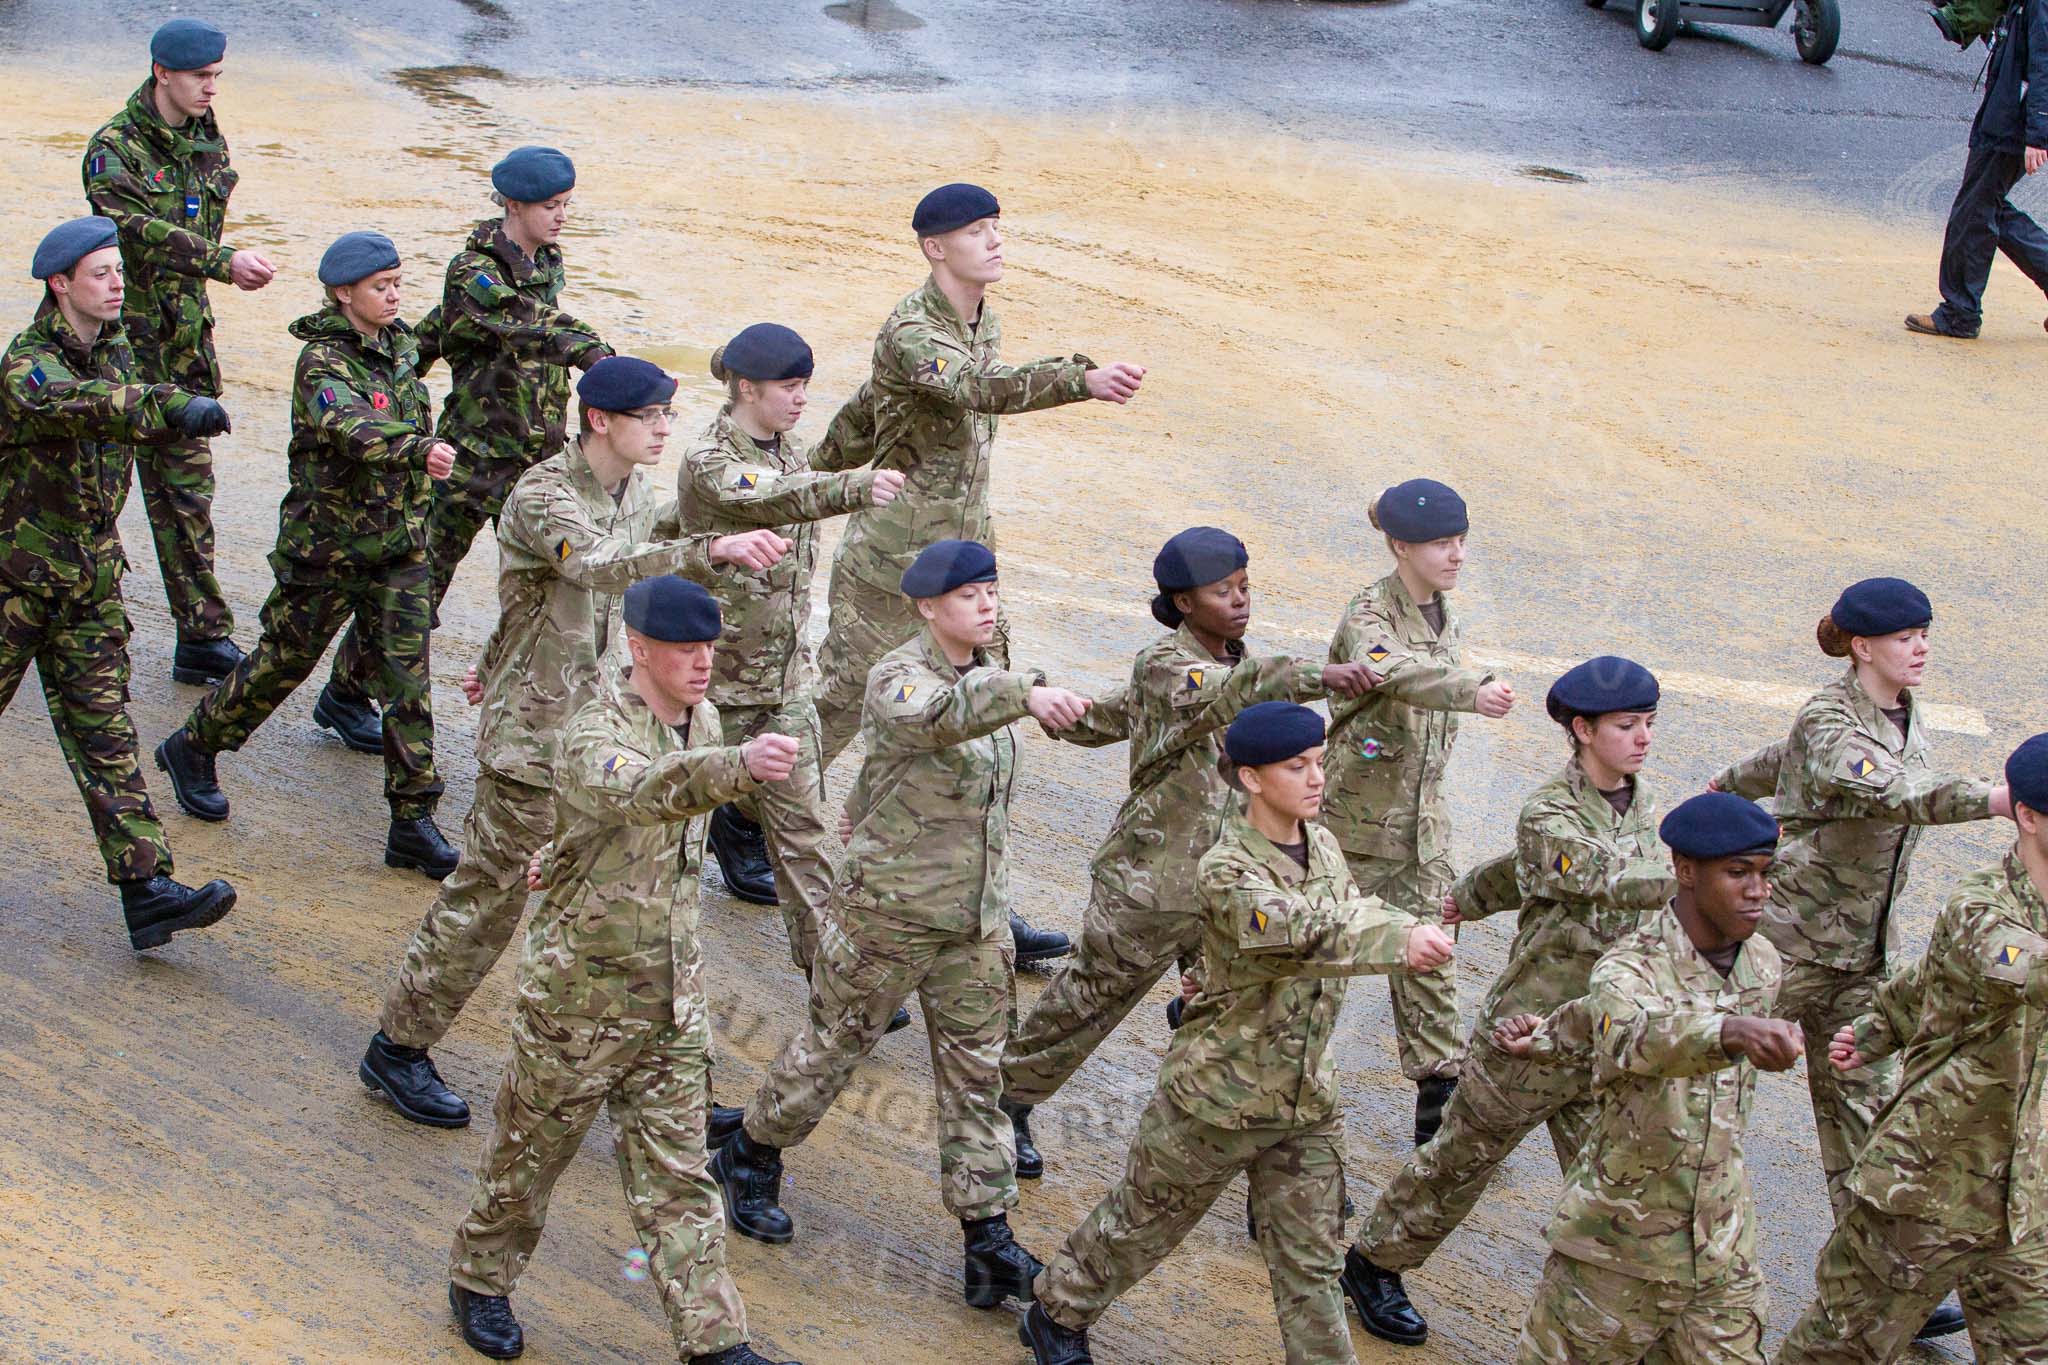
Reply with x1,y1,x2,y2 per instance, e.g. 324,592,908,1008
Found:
1531,906,1782,1286
474,445,715,786
521,670,757,1022
1322,572,1493,863
807,380,879,473
838,629,1047,937
273,307,434,578
434,219,609,471
678,406,876,708
830,277,1090,592
0,305,196,598
1714,667,1994,972
83,81,239,391
1845,847,2048,1242
1166,813,1417,1130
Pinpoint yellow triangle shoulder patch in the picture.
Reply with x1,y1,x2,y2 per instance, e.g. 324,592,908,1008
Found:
1251,906,1268,934
893,682,917,704
1848,755,1877,780
1184,668,1206,691
2000,943,2022,967
734,470,760,491
1553,852,1573,876
555,537,572,562
603,752,630,775
1365,641,1392,664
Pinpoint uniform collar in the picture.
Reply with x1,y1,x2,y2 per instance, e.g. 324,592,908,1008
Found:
918,273,981,340
1170,621,1245,666
1837,665,1918,759
1647,901,1764,994
1382,571,1450,634
567,439,641,507
34,305,117,365
918,626,990,674
474,218,557,282
129,79,225,155
612,667,709,745
1563,756,1637,824
1223,809,1324,887
2004,845,2048,938
714,403,783,459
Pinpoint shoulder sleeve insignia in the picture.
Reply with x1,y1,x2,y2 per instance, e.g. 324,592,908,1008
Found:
918,355,950,378
88,153,106,177
26,366,45,390
476,271,499,289
1553,852,1573,876
1599,1011,1611,1035
1366,641,1392,664
184,193,200,219
734,471,760,491
1848,756,1877,779
555,537,572,562
1359,738,1382,760
1999,943,2022,967
603,753,628,775
316,386,336,410
1251,906,1268,934
1185,668,1206,691
893,683,917,704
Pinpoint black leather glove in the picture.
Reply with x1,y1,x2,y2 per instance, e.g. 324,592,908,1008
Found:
177,395,231,439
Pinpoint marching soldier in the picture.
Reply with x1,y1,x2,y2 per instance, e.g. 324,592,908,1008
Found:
359,356,786,1128
1493,791,1798,1365
1778,732,2048,1363
1345,657,1672,1346
1,216,236,948
1021,702,1453,1365
83,17,276,686
447,574,803,1365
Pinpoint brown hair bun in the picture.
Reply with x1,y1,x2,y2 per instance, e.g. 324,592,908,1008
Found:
1366,491,1385,533
707,345,730,384
1816,614,1853,658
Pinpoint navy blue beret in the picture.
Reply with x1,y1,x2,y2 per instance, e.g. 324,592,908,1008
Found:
719,323,814,382
1151,526,1249,627
912,183,1001,237
1225,701,1327,767
1375,478,1468,543
151,17,226,70
318,231,400,287
900,539,997,598
1830,577,1932,638
1546,656,1660,724
32,217,120,280
577,356,676,412
491,146,576,203
1660,791,1780,860
623,575,721,643
2007,733,2048,815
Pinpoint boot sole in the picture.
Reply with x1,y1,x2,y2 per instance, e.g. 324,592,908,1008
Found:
313,699,386,755
1013,944,1073,965
128,885,237,951
719,879,780,906
360,1060,471,1129
170,667,230,686
153,744,230,822
964,1264,1036,1309
386,850,459,880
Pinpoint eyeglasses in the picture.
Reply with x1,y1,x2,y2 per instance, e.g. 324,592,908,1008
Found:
620,407,677,423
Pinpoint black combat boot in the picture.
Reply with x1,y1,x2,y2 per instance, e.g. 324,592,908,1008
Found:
313,682,384,755
708,1104,747,1148
886,1005,913,1033
962,1213,1043,1309
387,814,460,879
1339,1246,1427,1346
1413,1076,1457,1147
711,1130,794,1244
1917,1299,1968,1339
1000,1096,1042,1179
708,803,778,904
1018,1300,1093,1365
154,728,229,821
1164,995,1185,1030
450,1284,523,1359
120,874,236,950
690,1345,800,1365
360,1031,470,1128
1010,912,1072,966
171,636,245,687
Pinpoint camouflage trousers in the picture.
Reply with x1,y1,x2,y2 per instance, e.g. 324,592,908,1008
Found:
1037,1092,1351,1365
186,555,440,818
1773,958,1899,1222
744,905,1020,1221
380,768,553,1049
1778,1201,2048,1364
1003,878,1190,1107
0,577,171,882
451,1001,750,1359
718,696,834,974
130,433,234,643
1514,1254,1767,1365
1355,1033,1595,1271
1346,850,1462,1082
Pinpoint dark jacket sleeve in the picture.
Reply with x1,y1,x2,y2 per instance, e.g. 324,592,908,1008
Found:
2027,0,2048,148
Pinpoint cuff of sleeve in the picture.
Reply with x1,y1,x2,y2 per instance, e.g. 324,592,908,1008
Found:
206,245,236,284
1064,357,1093,401
1292,658,1327,698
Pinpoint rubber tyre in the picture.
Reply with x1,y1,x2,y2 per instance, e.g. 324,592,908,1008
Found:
1794,0,1840,63
1637,0,1680,48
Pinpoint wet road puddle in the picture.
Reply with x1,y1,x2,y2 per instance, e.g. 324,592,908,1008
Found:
825,0,927,32
1517,164,1589,183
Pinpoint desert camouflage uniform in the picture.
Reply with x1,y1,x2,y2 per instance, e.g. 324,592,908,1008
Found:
377,446,716,1050
1324,572,1494,1082
1713,665,1995,1218
451,670,758,1358
1355,759,1673,1271
1002,628,1327,1107
1038,812,1418,1365
812,277,1091,767
83,80,240,643
742,628,1045,1219
1778,846,2048,1364
1512,906,1781,1364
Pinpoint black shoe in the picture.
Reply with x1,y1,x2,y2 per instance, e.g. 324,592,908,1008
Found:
314,683,384,755
120,874,236,950
1018,1301,1092,1365
708,803,778,905
886,1004,913,1034
1340,1247,1427,1346
1929,7,1966,44
1001,1096,1042,1180
708,1104,747,1149
1917,1299,1968,1340
388,815,460,879
1164,995,1185,1030
692,1347,799,1365
1414,1076,1457,1148
154,729,229,821
361,1031,470,1128
962,1213,1043,1309
172,636,245,687
1010,912,1072,966
449,1284,523,1359
711,1131,794,1244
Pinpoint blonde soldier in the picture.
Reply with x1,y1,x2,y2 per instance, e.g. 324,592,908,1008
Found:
1324,478,1516,1146
359,358,788,1129
1495,792,1798,1365
1712,577,2008,1344
447,575,803,1365
1346,657,1673,1347
1021,703,1453,1365
682,322,905,968
710,540,1092,1313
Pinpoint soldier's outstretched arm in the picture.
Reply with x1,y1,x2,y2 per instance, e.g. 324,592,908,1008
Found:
558,715,758,827
1327,599,1490,724
1710,738,1787,800
1201,846,1418,980
1516,809,1676,912
300,350,435,466
808,381,878,472
1042,682,1132,748
82,146,234,284
684,438,876,529
868,662,1048,754
1127,652,1325,788
441,255,609,367
1806,708,1995,824
1447,849,1520,924
0,349,189,444
1580,953,1749,1082
499,477,718,594
411,305,444,376
885,318,1090,416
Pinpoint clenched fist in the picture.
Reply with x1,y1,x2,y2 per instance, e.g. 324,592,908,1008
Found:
1027,686,1091,732
710,529,792,571
743,732,800,783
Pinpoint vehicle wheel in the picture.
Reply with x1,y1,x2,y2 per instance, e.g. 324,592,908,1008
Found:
1793,0,1840,63
1636,0,1680,47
